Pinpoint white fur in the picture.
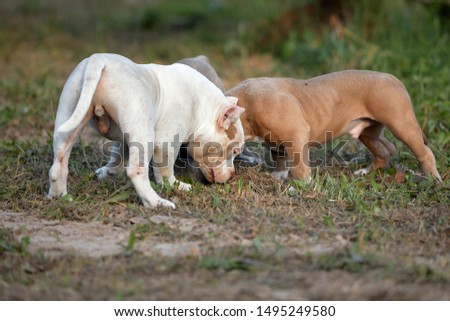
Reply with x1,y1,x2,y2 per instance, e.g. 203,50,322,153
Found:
48,53,244,208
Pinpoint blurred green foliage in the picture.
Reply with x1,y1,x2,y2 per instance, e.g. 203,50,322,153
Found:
259,0,449,148
0,0,448,157
0,2,448,300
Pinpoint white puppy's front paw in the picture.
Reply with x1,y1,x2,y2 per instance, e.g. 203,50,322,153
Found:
142,197,176,209
158,198,176,209
176,181,192,191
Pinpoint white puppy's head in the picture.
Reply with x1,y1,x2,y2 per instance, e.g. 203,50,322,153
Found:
188,97,245,183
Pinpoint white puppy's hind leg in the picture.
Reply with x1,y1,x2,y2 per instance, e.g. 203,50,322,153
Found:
48,130,79,199
48,146,70,198
48,69,86,199
48,105,91,199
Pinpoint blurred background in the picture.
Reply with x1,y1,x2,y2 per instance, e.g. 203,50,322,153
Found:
0,0,449,144
1,1,449,301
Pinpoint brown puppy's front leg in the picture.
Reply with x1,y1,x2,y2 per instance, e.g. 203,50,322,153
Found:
284,138,311,182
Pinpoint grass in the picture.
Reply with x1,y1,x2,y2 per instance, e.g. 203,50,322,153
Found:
0,0,449,300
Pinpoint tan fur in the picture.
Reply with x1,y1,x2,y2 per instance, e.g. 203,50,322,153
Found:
225,123,238,140
227,70,442,181
177,55,225,92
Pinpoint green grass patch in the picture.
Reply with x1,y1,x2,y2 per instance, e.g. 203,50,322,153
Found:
0,0,448,300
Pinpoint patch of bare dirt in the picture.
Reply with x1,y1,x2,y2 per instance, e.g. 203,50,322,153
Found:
0,211,351,259
1,212,129,258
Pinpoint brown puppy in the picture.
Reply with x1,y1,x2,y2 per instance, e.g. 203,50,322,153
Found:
226,70,442,182
178,55,226,92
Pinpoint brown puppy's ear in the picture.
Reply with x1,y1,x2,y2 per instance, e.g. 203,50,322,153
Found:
217,105,245,130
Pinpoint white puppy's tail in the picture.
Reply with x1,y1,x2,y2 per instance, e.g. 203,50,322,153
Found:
57,54,106,133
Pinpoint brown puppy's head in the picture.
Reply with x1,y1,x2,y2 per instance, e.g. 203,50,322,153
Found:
188,96,245,183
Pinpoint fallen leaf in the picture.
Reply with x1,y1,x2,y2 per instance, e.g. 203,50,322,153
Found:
395,170,406,184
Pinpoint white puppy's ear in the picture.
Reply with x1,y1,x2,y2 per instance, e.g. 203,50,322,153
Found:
218,105,245,130
226,96,239,105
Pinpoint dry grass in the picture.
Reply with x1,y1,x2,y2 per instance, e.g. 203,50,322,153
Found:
0,0,449,300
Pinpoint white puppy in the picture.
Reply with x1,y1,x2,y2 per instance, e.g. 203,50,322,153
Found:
48,53,244,208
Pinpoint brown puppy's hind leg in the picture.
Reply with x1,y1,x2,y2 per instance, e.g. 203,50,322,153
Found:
355,122,396,176
376,96,442,181
387,122,442,182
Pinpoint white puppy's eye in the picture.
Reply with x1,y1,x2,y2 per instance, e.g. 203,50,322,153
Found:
233,147,240,155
